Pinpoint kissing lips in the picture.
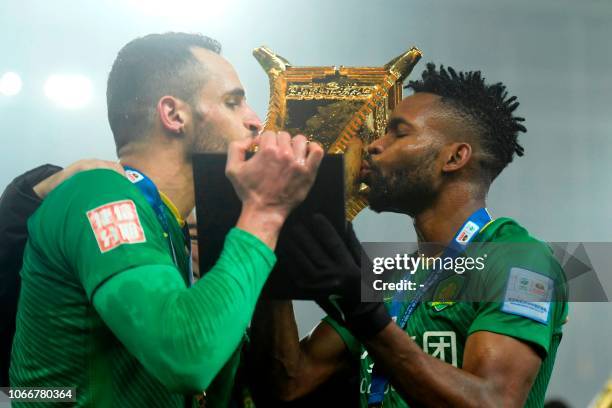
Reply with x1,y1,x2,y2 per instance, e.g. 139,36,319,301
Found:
360,160,372,183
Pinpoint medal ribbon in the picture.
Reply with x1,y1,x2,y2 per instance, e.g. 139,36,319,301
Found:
367,208,492,406
124,166,194,286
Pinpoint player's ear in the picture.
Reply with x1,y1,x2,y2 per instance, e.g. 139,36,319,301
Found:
157,96,190,136
441,142,472,173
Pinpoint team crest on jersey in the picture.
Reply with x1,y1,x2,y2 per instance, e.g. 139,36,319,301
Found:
429,275,464,312
86,199,146,253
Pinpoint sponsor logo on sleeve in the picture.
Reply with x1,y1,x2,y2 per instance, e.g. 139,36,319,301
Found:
86,199,146,253
501,267,553,324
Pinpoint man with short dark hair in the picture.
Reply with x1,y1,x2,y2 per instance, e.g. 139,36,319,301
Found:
9,32,323,407
251,64,568,407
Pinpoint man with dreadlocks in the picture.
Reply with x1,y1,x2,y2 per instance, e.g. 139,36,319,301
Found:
250,63,568,407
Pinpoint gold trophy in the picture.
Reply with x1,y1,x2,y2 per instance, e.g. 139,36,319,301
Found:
593,378,612,408
254,46,422,220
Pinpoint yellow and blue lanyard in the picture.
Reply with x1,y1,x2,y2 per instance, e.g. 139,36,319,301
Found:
124,166,194,287
367,208,493,407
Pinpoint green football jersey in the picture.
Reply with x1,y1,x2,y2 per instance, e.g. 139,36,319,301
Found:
9,169,238,407
326,217,568,408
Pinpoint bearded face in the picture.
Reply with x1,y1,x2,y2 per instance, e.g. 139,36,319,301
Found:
190,113,232,154
367,147,440,217
183,48,262,157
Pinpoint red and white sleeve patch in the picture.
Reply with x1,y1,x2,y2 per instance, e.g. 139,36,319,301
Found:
86,199,146,253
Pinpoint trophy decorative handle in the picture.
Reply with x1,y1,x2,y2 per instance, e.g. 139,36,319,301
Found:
328,47,422,155
253,46,291,76
384,47,423,83
253,46,292,131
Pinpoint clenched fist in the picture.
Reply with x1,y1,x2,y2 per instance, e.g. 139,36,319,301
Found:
225,131,324,248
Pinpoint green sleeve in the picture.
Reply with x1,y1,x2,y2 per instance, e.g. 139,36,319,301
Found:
322,315,362,358
467,242,568,357
93,228,276,393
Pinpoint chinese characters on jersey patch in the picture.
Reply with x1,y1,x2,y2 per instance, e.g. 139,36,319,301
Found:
86,200,146,253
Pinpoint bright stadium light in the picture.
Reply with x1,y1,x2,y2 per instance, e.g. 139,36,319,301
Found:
128,0,230,21
0,72,23,96
44,74,93,109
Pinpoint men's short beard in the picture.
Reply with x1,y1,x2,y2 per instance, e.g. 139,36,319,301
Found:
188,120,229,159
367,149,439,217
193,133,228,154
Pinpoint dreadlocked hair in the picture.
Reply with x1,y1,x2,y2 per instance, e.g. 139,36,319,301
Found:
406,63,526,181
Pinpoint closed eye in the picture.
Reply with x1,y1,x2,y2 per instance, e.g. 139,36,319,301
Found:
224,88,246,110
395,131,411,138
385,117,414,138
225,98,242,109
